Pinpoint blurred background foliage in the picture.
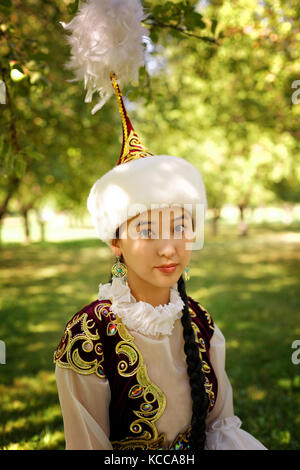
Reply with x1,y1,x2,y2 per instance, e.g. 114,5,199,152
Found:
1,0,300,240
0,0,300,451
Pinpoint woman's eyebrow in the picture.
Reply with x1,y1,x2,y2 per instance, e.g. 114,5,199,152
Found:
136,214,190,228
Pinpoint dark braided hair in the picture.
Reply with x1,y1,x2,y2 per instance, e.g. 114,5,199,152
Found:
108,227,209,450
177,274,209,450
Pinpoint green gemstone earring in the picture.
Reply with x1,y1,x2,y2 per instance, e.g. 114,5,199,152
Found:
183,263,191,281
111,256,128,283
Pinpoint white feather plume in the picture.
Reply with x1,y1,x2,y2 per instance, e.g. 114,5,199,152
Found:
60,0,150,114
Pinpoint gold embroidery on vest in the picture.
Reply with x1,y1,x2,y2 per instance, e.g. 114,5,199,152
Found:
110,313,168,450
190,317,216,409
167,425,192,450
198,303,215,331
94,301,112,321
191,322,207,352
53,311,106,379
189,307,196,318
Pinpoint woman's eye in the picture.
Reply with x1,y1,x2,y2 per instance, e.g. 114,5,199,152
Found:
140,229,153,238
139,224,187,237
175,224,186,232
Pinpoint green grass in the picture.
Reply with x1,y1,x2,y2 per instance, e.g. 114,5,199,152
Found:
0,221,299,450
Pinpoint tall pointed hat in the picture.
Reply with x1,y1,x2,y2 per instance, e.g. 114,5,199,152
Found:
60,0,207,247
109,71,154,165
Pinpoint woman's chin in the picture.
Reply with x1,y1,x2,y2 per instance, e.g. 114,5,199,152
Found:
153,270,181,285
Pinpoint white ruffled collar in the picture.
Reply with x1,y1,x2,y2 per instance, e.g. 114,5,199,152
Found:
97,277,185,337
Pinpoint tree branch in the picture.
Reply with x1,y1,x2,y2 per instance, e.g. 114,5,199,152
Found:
145,18,219,45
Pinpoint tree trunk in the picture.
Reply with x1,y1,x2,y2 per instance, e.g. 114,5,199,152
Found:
238,204,248,236
21,208,31,244
283,203,293,226
0,176,20,224
0,218,3,246
33,208,47,242
38,220,46,242
211,208,220,236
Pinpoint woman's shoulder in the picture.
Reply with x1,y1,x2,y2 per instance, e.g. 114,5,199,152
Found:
187,295,216,343
58,297,114,329
55,298,109,339
53,298,113,379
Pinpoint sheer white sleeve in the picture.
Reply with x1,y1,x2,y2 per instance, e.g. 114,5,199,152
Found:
204,324,267,450
55,365,113,450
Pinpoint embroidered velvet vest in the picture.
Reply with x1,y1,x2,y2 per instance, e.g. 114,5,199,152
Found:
53,296,218,450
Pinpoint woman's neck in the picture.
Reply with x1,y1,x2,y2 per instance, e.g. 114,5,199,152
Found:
126,272,172,307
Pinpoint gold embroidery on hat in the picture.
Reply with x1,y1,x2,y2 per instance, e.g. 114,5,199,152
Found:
110,72,154,165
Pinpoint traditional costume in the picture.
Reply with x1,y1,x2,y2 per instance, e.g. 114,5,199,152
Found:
53,0,267,450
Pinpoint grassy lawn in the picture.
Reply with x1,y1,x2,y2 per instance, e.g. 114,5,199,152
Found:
0,221,299,450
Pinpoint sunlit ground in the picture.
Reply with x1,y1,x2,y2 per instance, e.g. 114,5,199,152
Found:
0,217,299,450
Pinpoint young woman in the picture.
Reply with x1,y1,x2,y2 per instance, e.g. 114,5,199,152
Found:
54,0,268,451
54,204,267,450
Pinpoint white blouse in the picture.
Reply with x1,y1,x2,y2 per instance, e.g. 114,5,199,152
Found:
55,278,267,450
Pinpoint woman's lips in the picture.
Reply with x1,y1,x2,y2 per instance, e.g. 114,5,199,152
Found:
156,264,178,273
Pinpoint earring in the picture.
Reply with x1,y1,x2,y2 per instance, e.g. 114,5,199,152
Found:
111,256,128,284
183,264,191,281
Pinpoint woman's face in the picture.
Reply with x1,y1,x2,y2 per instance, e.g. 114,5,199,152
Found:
110,206,195,290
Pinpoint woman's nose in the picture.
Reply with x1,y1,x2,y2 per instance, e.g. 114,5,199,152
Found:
157,239,177,256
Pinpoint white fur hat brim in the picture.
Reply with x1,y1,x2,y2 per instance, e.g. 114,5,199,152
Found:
87,155,207,246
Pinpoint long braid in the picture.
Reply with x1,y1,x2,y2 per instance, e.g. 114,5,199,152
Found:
178,275,209,450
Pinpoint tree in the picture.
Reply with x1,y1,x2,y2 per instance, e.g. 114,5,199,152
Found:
132,0,300,234
0,0,218,243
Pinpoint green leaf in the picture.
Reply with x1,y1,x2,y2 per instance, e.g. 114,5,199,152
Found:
153,5,162,18
153,2,181,22
32,52,49,62
0,135,4,155
15,158,26,178
67,0,79,15
1,141,14,174
184,11,206,30
150,28,159,44
169,29,182,40
0,0,11,14
11,63,24,74
211,19,218,35
0,0,12,7
30,151,44,161
293,375,300,389
0,5,10,14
